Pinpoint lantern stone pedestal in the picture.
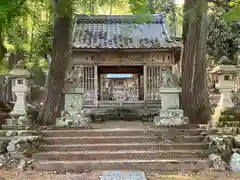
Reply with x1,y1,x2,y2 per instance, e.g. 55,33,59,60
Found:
218,89,234,110
56,88,91,128
2,60,31,129
56,65,91,128
160,88,181,109
154,88,188,126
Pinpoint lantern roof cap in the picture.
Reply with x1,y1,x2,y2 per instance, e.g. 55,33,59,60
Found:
8,60,30,78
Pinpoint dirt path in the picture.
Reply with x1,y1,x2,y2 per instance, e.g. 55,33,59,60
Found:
1,170,240,180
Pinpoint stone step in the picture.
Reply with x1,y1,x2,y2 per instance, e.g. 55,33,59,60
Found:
41,129,204,137
34,159,209,172
40,143,207,151
33,150,207,161
41,124,206,130
44,136,204,145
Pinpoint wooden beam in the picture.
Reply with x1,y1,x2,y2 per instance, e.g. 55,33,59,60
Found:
98,66,143,74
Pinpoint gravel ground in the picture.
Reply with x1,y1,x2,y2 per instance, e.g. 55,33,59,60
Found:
1,170,240,180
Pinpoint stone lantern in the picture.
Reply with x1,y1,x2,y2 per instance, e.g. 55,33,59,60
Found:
210,56,238,110
3,60,31,129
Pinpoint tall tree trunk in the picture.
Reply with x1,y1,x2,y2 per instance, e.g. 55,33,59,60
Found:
181,0,211,124
7,54,15,102
0,26,4,98
0,76,4,99
0,28,7,63
38,0,72,125
171,0,177,37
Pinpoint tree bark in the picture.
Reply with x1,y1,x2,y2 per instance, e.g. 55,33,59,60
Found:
0,76,4,100
0,28,4,100
181,0,212,124
0,28,7,63
37,0,72,125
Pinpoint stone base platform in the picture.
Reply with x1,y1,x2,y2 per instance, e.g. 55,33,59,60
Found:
34,123,210,172
2,125,32,130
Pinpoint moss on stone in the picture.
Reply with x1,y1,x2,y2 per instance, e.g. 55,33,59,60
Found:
218,121,240,127
218,107,240,124
219,115,235,122
221,108,238,116
207,135,234,163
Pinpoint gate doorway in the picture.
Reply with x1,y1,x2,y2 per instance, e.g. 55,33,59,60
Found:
98,66,144,101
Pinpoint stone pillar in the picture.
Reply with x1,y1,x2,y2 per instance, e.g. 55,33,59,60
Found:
160,88,181,109
215,78,235,111
143,64,147,102
11,92,27,115
153,69,188,126
153,88,187,126
94,64,98,107
218,89,234,110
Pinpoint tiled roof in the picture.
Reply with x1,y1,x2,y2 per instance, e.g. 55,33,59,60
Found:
72,14,182,49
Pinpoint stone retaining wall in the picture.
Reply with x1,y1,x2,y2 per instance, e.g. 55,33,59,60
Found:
204,128,240,172
0,130,42,170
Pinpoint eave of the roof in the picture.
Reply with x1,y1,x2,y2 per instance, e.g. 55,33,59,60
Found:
74,14,165,23
72,47,182,52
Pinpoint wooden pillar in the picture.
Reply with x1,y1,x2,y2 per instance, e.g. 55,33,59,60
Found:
138,74,140,100
144,64,147,102
98,72,101,101
94,64,98,107
100,74,102,101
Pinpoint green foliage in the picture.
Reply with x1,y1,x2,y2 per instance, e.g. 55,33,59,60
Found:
0,0,53,73
225,1,240,22
128,0,150,14
0,57,8,74
0,0,236,73
31,20,53,60
73,0,131,15
0,0,137,72
55,0,73,17
208,0,240,21
207,5,240,63
0,0,29,62
0,0,28,24
128,0,181,36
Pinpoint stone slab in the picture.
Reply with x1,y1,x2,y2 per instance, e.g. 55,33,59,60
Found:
100,171,146,180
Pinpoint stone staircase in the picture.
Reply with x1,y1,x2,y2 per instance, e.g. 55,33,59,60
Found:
34,125,210,172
